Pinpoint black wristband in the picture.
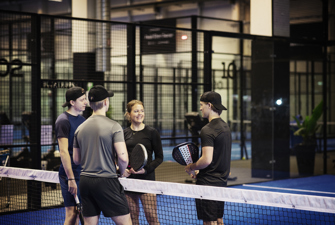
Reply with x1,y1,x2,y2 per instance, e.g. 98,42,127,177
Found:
68,178,75,180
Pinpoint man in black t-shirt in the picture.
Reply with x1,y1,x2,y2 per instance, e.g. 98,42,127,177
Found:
185,91,232,225
55,86,87,225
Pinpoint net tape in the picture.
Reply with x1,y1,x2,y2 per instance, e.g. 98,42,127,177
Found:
1,166,334,214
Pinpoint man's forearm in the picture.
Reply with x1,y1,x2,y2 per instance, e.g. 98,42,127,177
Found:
191,157,210,170
60,151,75,179
118,159,128,175
73,147,81,165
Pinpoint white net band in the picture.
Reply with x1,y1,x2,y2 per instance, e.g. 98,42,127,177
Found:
1,166,334,214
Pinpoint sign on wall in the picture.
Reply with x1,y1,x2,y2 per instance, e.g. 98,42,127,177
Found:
140,19,176,54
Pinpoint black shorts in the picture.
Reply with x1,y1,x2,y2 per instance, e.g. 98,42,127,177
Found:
195,179,225,222
79,176,129,217
195,198,225,221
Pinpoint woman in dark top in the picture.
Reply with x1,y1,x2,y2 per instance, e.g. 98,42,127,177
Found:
123,100,163,225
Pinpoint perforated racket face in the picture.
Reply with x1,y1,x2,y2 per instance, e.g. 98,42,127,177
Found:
172,142,199,165
129,144,148,171
178,145,193,165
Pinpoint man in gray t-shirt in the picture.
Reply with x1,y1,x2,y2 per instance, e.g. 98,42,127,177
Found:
74,115,123,178
73,85,131,225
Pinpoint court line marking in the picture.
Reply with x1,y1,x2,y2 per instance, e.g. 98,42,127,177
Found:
243,184,335,195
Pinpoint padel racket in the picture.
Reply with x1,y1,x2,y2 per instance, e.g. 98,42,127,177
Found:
129,143,148,172
172,142,199,166
74,195,84,225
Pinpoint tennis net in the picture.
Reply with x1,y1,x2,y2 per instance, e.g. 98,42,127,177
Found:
1,166,334,225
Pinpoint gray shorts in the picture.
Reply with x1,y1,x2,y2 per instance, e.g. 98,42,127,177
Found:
79,176,129,217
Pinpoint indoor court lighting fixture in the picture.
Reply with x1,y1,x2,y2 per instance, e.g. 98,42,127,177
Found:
275,98,282,106
181,35,188,40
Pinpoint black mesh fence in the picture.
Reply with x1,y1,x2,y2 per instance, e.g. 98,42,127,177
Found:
0,11,212,182
1,9,335,195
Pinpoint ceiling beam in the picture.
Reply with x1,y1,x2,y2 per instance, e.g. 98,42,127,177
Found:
110,0,224,12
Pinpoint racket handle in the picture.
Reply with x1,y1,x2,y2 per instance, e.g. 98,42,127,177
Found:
75,195,83,213
75,195,80,204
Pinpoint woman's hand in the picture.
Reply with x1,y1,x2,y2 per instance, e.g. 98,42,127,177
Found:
129,168,146,174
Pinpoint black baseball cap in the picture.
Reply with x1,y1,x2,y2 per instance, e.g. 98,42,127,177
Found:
88,85,114,102
62,87,86,108
200,91,227,110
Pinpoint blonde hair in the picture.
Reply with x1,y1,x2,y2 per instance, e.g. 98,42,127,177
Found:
90,99,104,111
124,100,144,122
